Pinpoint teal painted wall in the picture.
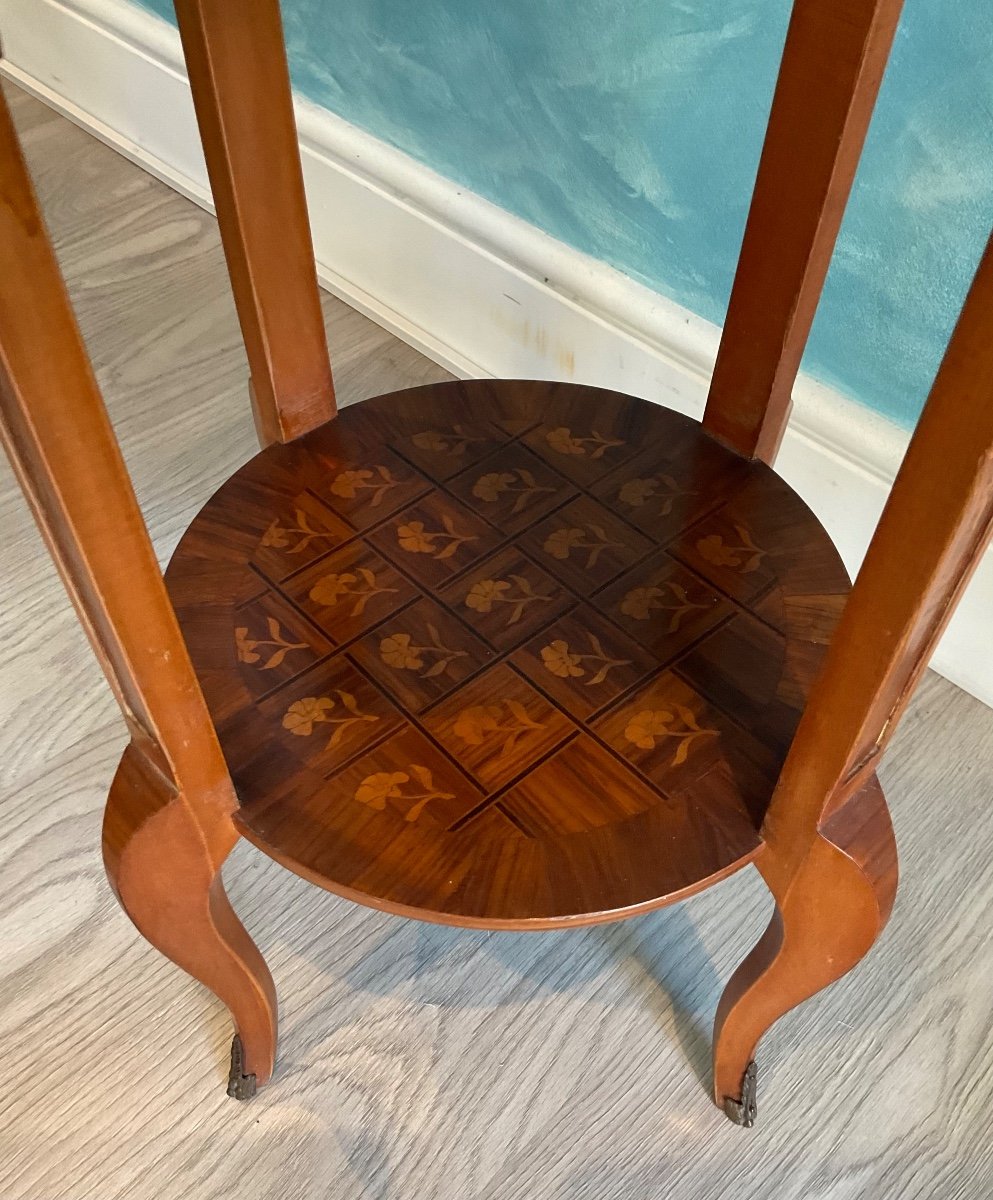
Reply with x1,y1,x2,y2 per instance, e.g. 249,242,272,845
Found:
138,0,993,428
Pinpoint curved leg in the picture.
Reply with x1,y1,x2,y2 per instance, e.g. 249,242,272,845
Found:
102,746,277,1096
713,780,897,1126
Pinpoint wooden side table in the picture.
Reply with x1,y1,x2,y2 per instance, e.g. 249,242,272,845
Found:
1,0,991,1126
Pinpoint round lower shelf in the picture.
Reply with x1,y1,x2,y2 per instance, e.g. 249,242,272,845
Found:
166,378,850,927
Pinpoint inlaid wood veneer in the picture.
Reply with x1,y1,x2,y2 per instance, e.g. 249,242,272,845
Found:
166,380,851,925
12,0,993,1130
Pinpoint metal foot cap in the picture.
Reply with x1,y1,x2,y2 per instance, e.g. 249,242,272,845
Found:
723,1061,757,1127
226,1034,258,1101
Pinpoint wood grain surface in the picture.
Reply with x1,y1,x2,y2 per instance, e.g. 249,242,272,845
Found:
2,84,993,1198
703,0,905,462
166,379,850,926
173,0,337,445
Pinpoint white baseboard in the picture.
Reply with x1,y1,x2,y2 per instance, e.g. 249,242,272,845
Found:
3,0,991,709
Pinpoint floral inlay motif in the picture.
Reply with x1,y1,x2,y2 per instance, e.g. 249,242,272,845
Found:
623,705,718,765
472,468,557,514
411,427,489,456
282,691,378,750
330,466,401,508
396,516,478,560
234,618,308,670
619,581,712,629
308,569,397,616
543,523,625,570
261,509,337,556
354,766,455,823
618,475,695,517
464,576,552,625
453,701,545,760
539,634,632,687
545,427,624,459
696,525,767,574
379,627,469,679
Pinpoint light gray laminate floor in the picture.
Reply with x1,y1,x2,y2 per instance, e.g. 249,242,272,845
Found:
2,83,992,1200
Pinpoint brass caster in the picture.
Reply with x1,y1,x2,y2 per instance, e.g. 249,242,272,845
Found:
226,1034,257,1101
723,1061,757,1127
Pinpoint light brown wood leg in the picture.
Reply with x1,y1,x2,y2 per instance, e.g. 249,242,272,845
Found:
102,747,277,1095
1,78,278,1098
174,0,336,447
713,781,897,1125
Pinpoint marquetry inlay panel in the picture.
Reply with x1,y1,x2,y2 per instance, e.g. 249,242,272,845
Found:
167,380,850,925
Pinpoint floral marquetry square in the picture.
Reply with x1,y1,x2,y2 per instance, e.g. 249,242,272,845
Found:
233,590,334,698
320,726,484,831
669,473,850,622
668,506,779,608
312,446,431,530
252,655,405,777
421,663,577,792
279,542,419,643
593,671,778,802
520,420,637,488
366,491,503,589
590,434,750,546
349,598,496,713
447,443,576,535
250,491,354,583
593,550,731,665
392,419,510,482
438,547,573,652
515,387,695,487
519,494,654,594
510,606,656,720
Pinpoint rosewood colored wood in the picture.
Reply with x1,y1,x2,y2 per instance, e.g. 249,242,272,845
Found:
11,93,993,1182
4,0,990,1129
173,0,335,446
165,379,851,927
0,88,277,1088
702,0,904,463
